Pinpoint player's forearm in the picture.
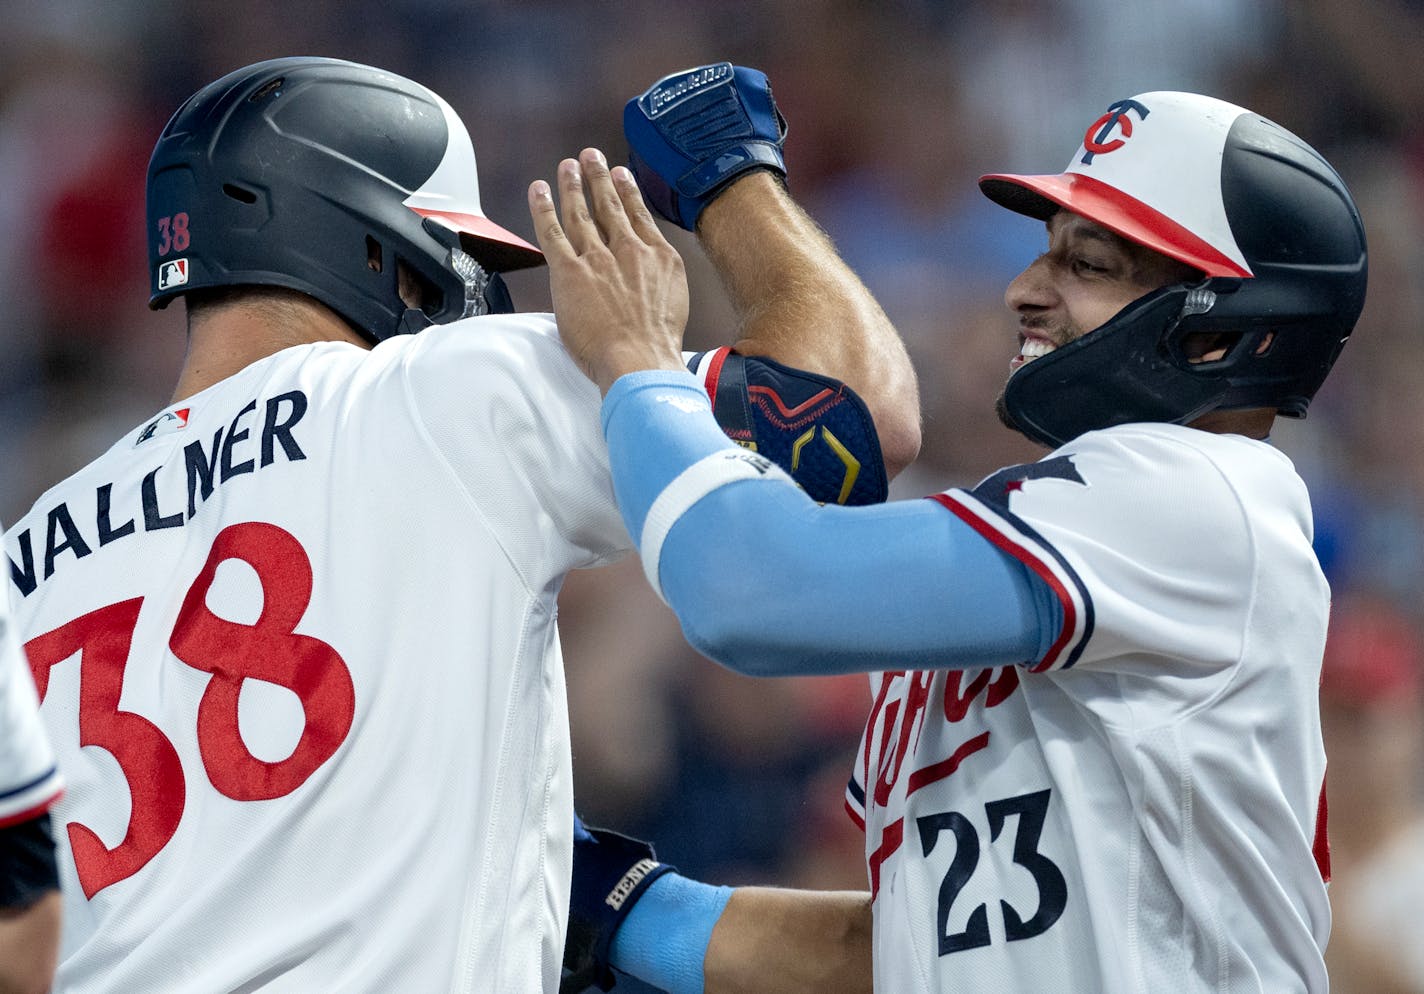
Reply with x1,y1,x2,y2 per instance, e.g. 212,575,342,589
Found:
601,372,1050,677
0,891,60,994
703,887,872,994
699,172,921,477
606,872,871,994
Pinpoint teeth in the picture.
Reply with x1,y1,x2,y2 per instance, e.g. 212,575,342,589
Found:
1020,339,1056,359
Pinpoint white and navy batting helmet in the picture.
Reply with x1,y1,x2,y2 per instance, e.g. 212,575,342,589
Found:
980,91,1367,448
147,57,544,342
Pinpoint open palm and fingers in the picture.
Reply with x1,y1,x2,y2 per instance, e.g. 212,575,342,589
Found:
529,148,689,394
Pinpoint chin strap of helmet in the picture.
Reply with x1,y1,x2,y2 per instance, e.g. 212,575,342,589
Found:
1002,282,1239,448
452,246,495,318
395,221,519,337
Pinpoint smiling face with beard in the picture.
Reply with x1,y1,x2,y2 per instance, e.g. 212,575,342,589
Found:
994,210,1205,436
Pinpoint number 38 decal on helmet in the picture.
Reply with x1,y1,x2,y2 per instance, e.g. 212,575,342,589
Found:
146,57,545,343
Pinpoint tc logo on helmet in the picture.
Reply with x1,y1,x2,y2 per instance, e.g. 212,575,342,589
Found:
1080,98,1151,165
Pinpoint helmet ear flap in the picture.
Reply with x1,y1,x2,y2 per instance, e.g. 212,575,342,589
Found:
396,307,434,337
1002,286,1231,448
390,270,513,328
408,217,516,321
482,273,514,315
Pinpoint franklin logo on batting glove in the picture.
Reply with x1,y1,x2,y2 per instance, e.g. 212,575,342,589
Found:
641,62,733,118
624,62,787,231
605,858,661,911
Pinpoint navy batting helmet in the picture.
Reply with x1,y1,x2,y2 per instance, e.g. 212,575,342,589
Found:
146,57,543,343
980,91,1368,448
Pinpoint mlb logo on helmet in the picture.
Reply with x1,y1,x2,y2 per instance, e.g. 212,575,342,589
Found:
158,258,189,290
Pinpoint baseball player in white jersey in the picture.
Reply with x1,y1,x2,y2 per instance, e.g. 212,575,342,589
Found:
3,59,917,993
1,562,64,994
547,76,1367,994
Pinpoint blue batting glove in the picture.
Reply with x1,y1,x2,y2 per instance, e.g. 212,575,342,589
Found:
624,63,788,231
561,814,677,993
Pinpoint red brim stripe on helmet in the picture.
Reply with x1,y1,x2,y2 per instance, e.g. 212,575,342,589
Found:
409,207,545,271
979,172,1253,278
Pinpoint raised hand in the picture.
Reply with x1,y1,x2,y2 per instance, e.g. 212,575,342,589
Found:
623,62,787,232
528,148,689,395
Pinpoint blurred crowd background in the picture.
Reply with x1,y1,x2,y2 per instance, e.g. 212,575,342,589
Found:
3,1,1422,990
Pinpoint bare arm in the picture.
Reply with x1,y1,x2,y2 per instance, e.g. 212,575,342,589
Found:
566,818,871,994
0,890,60,994
704,887,872,994
698,173,921,478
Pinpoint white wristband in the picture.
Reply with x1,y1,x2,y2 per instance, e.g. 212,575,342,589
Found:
639,448,789,602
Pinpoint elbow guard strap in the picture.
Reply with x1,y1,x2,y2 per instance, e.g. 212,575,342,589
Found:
688,349,889,506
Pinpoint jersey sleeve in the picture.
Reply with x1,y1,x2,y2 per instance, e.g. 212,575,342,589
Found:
399,314,632,576
0,592,62,828
844,673,884,831
936,426,1255,674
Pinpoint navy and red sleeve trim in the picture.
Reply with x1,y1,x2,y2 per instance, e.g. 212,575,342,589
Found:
0,766,63,830
929,490,1094,672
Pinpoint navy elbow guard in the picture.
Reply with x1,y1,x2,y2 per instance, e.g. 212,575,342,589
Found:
563,815,676,993
690,350,888,506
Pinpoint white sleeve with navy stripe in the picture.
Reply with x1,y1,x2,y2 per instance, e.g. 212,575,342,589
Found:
603,374,1332,993
0,573,61,828
936,424,1256,675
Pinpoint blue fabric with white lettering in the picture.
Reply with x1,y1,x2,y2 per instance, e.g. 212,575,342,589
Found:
607,872,732,994
563,814,677,993
600,371,1059,676
624,63,787,231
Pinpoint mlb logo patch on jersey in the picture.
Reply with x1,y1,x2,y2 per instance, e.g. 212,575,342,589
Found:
158,258,189,290
134,407,191,446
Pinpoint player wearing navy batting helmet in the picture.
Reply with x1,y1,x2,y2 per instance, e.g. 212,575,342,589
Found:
145,57,544,339
550,75,1362,994
5,56,918,994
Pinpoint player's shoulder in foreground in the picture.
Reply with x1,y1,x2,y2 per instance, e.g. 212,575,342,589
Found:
389,311,597,403
1065,421,1300,484
1058,419,1311,529
2,340,365,531
389,310,563,363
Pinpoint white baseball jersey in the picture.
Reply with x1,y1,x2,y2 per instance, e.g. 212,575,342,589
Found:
4,314,630,993
1,570,62,828
846,423,1331,993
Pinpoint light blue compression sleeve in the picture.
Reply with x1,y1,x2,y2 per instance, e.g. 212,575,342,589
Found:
607,873,733,994
601,371,1062,676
